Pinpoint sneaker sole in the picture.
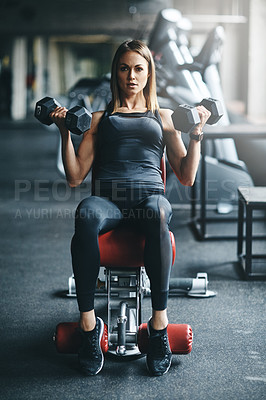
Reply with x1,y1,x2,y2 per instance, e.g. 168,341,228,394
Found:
146,357,172,376
94,317,104,376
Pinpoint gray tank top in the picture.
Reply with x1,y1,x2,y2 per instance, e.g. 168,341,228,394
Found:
94,108,165,196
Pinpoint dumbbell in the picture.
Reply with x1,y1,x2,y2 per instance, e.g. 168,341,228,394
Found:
171,97,223,134
34,96,92,135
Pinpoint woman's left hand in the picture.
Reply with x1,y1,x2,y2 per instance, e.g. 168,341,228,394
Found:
192,105,212,135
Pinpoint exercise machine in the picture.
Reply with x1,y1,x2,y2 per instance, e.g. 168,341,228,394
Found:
53,157,195,360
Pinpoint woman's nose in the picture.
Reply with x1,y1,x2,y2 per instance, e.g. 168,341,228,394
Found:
128,69,135,80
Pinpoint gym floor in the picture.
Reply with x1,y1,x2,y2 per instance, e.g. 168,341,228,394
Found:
0,120,265,400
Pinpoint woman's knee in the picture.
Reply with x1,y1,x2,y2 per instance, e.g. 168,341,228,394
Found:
158,195,172,225
76,197,102,223
75,196,123,235
142,195,172,226
75,197,109,237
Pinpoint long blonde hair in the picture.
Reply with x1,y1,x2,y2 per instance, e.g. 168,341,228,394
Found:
110,40,159,113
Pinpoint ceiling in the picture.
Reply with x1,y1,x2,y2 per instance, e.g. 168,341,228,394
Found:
0,0,174,39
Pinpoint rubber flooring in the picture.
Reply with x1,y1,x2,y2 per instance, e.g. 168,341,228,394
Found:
0,121,265,400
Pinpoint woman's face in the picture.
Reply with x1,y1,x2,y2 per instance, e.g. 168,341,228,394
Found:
117,51,150,97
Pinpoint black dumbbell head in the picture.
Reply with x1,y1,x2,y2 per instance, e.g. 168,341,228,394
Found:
172,104,201,134
199,98,223,125
34,97,61,125
65,106,92,135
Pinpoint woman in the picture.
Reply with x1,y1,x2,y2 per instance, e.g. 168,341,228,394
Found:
51,40,210,377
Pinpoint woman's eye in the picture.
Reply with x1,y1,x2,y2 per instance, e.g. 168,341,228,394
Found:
136,67,143,72
120,66,128,71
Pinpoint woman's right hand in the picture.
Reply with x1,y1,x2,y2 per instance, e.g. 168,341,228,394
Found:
50,106,69,135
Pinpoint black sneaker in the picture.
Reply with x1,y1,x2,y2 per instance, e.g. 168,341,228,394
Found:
78,317,104,376
146,319,172,376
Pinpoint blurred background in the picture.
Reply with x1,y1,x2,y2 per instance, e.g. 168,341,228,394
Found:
0,0,265,122
0,0,265,192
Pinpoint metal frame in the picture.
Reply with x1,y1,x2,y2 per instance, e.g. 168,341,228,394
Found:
237,187,266,280
106,267,145,357
190,124,266,240
66,269,215,356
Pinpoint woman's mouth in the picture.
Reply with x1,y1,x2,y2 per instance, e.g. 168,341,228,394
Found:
127,83,137,88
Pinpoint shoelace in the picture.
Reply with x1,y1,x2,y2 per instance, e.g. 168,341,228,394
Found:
82,329,100,359
150,334,170,358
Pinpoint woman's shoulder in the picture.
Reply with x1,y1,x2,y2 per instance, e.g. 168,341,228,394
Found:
91,110,106,125
158,108,175,129
158,108,173,119
82,110,105,136
92,110,105,119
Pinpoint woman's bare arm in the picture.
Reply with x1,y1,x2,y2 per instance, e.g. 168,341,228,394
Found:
160,106,211,186
50,108,104,187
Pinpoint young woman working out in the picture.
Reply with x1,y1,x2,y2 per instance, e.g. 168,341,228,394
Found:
50,40,210,376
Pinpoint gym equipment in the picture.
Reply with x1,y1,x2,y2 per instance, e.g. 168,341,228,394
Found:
193,25,241,164
138,323,192,354
148,8,255,222
171,97,223,134
54,321,192,356
149,8,183,53
150,10,208,106
150,10,247,161
169,273,216,297
194,26,229,123
67,271,216,298
68,75,112,113
55,321,109,354
54,156,193,359
56,264,193,358
34,96,92,135
158,39,203,105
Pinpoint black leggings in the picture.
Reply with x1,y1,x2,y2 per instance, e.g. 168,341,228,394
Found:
71,194,173,312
